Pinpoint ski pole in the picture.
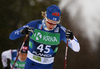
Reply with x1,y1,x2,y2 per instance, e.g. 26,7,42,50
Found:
64,38,69,69
11,34,28,69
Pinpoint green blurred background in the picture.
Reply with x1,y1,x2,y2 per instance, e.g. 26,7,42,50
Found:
0,0,100,69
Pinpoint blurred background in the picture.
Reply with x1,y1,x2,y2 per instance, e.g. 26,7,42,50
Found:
0,0,100,69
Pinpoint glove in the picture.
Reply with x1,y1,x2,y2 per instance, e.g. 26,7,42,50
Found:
66,30,74,40
20,27,34,35
3,67,8,69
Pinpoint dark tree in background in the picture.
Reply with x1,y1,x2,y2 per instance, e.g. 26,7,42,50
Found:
0,0,100,69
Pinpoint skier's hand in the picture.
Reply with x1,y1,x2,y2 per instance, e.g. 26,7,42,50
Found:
3,67,8,69
20,27,34,35
66,30,74,40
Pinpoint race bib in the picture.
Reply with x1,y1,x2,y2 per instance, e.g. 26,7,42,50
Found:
30,29,60,45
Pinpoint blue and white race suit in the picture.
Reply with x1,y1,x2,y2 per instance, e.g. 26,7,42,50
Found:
9,19,80,69
1,50,26,69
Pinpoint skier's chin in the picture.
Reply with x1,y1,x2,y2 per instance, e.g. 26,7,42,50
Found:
21,58,26,61
48,27,53,30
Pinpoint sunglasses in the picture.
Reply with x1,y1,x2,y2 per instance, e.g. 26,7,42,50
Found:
45,17,60,25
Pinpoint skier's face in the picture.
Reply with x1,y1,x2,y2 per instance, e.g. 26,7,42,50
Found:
45,17,59,30
19,53,27,61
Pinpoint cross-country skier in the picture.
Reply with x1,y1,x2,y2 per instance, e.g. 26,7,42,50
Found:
9,5,80,69
1,41,29,69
